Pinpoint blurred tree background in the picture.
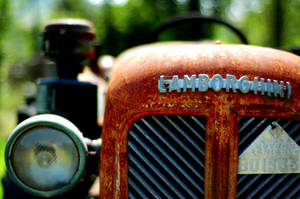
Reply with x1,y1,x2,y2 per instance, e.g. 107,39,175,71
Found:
0,0,299,197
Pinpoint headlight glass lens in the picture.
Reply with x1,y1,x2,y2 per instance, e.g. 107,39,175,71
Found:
11,126,79,191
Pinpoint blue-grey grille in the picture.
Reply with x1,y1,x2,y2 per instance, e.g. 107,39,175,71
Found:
238,117,300,199
128,115,206,199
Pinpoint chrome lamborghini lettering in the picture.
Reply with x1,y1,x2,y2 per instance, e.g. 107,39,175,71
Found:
158,74,292,99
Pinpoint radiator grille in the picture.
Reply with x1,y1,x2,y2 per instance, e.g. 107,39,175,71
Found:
238,117,300,199
128,115,206,199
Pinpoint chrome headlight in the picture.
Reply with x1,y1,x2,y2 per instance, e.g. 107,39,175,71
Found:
5,114,87,197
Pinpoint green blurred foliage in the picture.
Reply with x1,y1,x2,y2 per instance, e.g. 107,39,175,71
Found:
0,139,6,197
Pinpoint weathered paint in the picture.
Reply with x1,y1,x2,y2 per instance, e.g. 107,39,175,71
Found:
100,42,300,199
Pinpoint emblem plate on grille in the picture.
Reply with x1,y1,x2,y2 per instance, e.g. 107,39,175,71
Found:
238,122,300,174
158,74,292,99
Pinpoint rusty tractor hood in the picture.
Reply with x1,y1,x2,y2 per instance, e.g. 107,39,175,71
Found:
100,42,300,198
107,42,300,111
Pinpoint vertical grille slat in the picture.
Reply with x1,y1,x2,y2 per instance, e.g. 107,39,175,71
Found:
128,166,161,198
237,174,247,184
283,178,300,198
238,117,300,198
128,178,148,199
138,120,203,182
239,118,268,151
190,116,206,131
190,116,206,142
290,124,300,141
150,117,204,166
245,175,284,198
176,116,205,145
133,122,201,198
268,175,300,198
281,120,293,129
239,117,256,132
130,128,187,198
236,175,261,198
128,115,206,198
164,116,204,154
129,143,173,198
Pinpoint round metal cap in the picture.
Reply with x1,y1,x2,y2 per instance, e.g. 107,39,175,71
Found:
43,18,95,39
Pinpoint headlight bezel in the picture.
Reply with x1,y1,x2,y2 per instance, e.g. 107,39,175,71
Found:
5,114,88,197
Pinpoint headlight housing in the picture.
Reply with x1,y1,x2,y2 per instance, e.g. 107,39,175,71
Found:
5,114,87,197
